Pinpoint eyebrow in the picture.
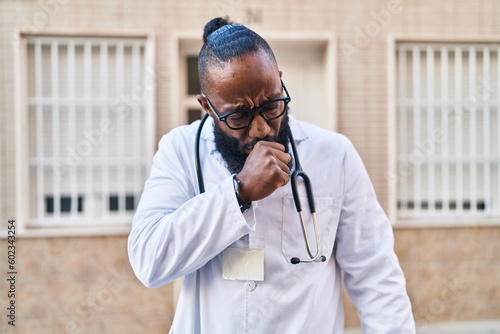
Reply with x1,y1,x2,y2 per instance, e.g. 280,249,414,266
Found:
230,92,284,111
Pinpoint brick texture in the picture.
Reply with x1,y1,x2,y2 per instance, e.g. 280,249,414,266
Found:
1,0,499,331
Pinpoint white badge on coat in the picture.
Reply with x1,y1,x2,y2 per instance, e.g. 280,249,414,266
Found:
222,247,265,281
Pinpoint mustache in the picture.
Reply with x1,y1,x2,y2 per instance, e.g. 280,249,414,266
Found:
241,135,283,152
213,112,291,174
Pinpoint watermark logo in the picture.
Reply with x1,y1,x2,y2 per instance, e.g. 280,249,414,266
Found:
341,0,404,62
415,278,466,332
387,77,498,186
53,66,159,179
7,0,71,47
64,267,136,334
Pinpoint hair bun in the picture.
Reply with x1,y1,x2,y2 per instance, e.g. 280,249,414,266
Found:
203,17,232,43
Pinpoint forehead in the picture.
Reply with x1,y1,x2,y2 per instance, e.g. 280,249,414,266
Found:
205,50,280,100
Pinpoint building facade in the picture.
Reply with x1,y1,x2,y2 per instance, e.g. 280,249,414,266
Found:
0,0,499,332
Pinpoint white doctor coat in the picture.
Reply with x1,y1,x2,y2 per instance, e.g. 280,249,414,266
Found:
128,116,415,333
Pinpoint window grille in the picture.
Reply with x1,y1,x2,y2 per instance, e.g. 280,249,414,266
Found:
26,36,153,227
395,42,500,222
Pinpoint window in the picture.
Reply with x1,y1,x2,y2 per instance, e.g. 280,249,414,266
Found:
22,35,154,229
393,41,500,224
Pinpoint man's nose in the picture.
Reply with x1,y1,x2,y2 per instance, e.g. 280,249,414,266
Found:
248,113,271,139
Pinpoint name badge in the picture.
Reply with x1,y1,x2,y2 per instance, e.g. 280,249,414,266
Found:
222,247,265,281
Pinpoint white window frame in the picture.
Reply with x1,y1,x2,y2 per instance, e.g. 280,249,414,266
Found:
13,31,156,238
388,35,500,228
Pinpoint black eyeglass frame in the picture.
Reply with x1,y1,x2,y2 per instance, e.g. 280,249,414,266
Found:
204,80,291,130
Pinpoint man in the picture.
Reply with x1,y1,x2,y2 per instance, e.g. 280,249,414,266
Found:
128,17,415,333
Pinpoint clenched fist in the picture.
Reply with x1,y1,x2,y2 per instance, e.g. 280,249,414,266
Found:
235,141,291,202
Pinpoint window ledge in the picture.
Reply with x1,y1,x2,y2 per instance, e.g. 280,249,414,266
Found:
393,217,500,228
0,225,131,239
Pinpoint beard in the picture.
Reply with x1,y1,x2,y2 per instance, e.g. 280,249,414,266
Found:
213,112,291,174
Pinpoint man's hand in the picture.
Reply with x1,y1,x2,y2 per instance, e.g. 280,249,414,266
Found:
235,141,291,202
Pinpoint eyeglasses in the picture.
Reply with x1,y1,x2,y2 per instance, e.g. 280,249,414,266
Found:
204,80,291,130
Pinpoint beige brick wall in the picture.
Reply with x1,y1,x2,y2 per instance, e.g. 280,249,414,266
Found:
1,0,499,332
345,227,500,327
0,236,173,333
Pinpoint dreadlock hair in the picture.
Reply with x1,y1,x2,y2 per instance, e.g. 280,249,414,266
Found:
197,17,278,94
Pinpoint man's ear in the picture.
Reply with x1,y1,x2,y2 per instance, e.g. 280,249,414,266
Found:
197,95,214,117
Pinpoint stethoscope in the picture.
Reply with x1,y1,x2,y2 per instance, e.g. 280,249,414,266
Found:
195,113,326,264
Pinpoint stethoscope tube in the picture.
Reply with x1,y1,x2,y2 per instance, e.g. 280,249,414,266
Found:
288,130,326,264
289,130,315,214
195,113,210,194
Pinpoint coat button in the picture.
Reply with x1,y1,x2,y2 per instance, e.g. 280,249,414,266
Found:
246,281,256,292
